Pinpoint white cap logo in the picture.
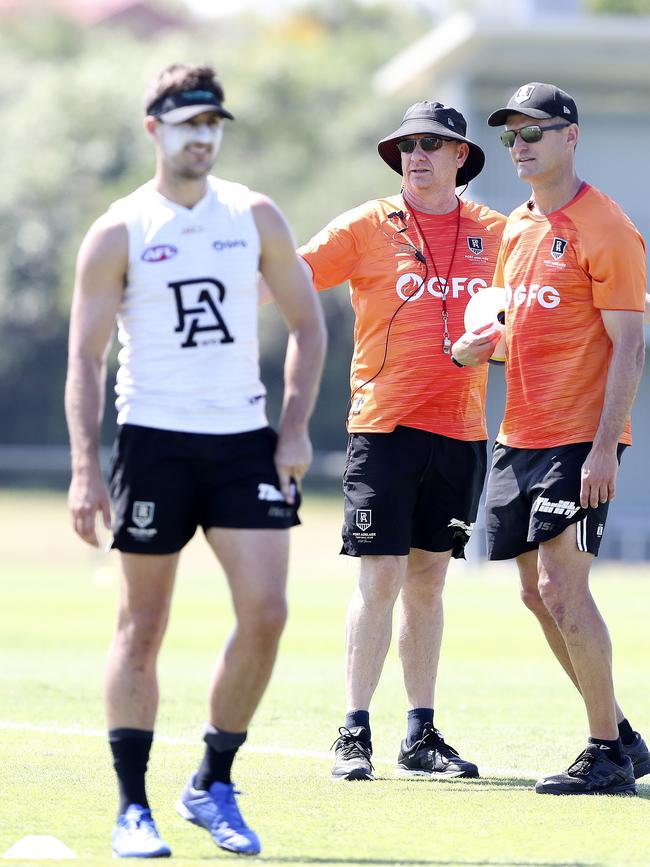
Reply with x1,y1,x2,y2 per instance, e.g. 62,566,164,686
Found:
514,85,535,103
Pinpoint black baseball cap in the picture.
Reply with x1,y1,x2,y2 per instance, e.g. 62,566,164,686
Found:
146,88,234,124
378,100,485,186
487,83,578,127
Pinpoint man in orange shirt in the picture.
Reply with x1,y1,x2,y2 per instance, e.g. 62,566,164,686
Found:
299,101,505,780
454,82,648,795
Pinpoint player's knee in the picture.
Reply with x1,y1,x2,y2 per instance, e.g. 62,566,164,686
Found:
537,572,570,625
519,584,544,614
358,558,403,604
403,568,446,603
240,595,288,642
114,607,168,661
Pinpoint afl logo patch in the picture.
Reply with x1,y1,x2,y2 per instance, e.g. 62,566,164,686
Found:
551,237,568,260
467,237,483,255
141,244,178,263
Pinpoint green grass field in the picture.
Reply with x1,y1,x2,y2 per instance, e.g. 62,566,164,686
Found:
1,488,649,866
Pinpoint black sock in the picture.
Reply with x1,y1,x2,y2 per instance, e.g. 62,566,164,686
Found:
344,710,371,744
108,728,153,815
588,736,624,764
406,708,434,747
194,727,247,789
618,718,636,746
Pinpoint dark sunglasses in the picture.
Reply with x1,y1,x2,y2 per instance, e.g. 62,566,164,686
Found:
500,122,571,148
397,136,450,154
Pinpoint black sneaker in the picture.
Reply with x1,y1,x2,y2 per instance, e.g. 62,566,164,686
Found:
395,723,479,779
622,732,650,779
535,744,637,795
330,726,374,781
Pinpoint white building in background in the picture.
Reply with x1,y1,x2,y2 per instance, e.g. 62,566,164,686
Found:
375,1,650,559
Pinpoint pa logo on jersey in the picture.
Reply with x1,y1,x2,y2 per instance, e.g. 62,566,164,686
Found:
141,244,178,263
355,509,372,531
467,237,483,255
551,237,568,260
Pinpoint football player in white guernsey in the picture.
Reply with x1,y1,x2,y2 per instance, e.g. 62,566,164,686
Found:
65,63,325,859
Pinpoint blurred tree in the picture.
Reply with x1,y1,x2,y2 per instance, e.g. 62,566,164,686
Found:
586,0,650,10
0,0,429,452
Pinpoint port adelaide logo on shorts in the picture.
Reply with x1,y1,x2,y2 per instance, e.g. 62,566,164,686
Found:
551,237,568,260
355,509,372,531
127,501,158,541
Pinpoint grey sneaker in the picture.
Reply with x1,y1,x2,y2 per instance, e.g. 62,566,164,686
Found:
396,723,479,779
622,732,650,780
330,726,374,781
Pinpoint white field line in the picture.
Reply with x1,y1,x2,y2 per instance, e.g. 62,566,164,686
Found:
0,720,539,779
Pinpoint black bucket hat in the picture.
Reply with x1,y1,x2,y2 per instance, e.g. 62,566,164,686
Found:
377,101,485,186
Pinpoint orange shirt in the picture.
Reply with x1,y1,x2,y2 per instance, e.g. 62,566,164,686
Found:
299,196,505,439
494,183,646,449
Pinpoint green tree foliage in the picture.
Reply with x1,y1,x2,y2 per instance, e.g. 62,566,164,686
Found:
0,0,428,449
586,0,650,12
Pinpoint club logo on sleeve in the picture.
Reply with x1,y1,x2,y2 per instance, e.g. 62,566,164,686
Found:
467,237,483,255
141,244,178,262
551,237,568,260
355,509,372,531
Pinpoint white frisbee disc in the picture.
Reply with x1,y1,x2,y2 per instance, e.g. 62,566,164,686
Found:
463,286,506,363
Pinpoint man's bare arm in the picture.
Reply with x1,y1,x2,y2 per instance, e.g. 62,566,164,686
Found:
580,309,645,509
252,193,326,503
65,216,127,545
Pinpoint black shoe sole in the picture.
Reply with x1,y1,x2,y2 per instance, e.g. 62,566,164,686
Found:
535,783,637,796
331,769,375,781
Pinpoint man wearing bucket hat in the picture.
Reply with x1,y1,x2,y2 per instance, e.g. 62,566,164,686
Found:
65,63,325,856
455,82,649,795
298,101,505,781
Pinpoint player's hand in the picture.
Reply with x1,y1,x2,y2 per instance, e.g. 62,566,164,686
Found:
580,445,618,509
274,427,313,504
451,323,501,367
68,467,112,547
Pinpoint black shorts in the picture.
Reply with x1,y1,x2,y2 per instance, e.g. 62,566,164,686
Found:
485,441,626,561
341,426,486,559
109,424,300,554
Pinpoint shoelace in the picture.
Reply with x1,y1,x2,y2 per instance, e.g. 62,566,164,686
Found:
567,748,598,777
331,727,374,768
409,723,460,758
210,787,250,831
123,810,157,835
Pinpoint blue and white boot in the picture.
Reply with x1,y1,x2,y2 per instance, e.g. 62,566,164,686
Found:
111,803,171,858
175,775,261,856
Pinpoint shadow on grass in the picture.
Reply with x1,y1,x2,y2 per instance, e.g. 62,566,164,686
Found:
383,775,535,791
382,776,650,798
256,858,600,866
636,781,650,799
